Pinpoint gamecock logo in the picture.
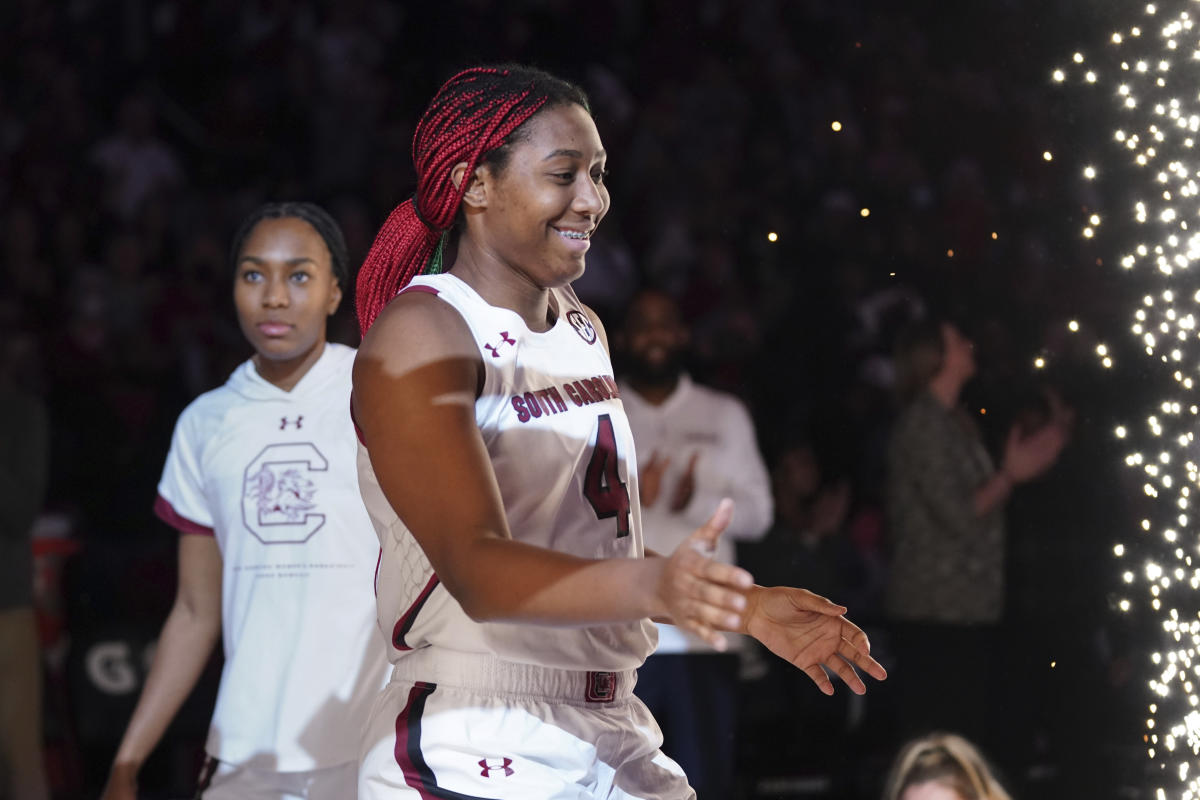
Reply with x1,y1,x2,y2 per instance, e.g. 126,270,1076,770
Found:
241,443,328,544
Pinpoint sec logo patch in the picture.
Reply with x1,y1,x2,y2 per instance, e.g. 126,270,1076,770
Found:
566,309,597,344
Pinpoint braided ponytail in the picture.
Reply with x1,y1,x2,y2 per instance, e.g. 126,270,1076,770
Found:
356,65,591,334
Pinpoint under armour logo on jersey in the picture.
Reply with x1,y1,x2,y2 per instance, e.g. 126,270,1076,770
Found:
280,416,303,430
483,331,516,358
479,757,514,778
566,310,597,344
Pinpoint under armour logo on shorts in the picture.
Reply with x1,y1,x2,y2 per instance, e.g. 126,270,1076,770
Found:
484,331,516,358
585,670,617,703
280,416,303,430
479,757,514,778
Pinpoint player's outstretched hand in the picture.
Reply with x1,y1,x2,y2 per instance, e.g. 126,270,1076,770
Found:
657,498,753,650
742,586,887,695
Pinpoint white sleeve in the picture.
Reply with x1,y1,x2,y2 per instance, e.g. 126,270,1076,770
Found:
682,399,774,541
154,408,215,535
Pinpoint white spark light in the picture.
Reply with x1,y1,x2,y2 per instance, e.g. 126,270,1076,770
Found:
1062,4,1200,794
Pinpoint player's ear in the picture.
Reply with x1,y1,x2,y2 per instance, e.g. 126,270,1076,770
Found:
455,162,489,211
327,281,343,316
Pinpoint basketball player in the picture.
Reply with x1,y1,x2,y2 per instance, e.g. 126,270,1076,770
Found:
101,203,389,800
352,65,886,799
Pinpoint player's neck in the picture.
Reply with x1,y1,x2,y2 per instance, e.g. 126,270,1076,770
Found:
449,245,556,333
253,340,327,392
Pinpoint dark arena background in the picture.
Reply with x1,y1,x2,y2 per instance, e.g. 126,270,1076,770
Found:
0,0,1166,798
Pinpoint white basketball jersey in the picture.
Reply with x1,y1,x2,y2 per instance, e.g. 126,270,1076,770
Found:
156,343,389,771
356,274,657,672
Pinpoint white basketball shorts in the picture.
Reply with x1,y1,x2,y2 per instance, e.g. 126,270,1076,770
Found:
358,649,696,799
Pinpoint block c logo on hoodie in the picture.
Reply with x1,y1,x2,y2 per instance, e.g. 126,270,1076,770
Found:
241,443,328,544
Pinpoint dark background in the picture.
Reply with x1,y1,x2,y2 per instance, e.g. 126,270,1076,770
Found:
1,0,1163,797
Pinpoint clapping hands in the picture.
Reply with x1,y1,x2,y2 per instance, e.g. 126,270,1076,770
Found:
1002,389,1073,483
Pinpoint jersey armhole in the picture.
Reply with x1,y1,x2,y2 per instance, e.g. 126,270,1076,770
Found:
397,284,440,297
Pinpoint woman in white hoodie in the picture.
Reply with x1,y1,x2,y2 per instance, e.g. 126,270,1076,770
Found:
101,202,388,800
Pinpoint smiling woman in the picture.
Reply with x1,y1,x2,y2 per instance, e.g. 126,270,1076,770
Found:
351,65,885,800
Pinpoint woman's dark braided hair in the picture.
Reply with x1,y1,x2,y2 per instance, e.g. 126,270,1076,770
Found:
230,201,350,287
355,64,590,335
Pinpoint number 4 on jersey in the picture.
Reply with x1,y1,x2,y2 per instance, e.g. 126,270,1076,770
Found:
583,414,631,537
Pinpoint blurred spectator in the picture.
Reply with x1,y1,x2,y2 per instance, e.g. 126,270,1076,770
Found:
618,289,773,800
90,92,184,222
0,326,51,800
735,437,892,787
884,317,1069,762
3,205,53,327
882,732,1012,800
746,439,886,619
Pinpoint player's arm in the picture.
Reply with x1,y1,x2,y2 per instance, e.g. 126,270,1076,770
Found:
102,534,222,800
354,293,751,645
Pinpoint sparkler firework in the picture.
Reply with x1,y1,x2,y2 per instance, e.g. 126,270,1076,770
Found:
1056,3,1200,795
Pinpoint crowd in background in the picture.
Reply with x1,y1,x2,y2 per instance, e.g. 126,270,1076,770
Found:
1,0,1151,797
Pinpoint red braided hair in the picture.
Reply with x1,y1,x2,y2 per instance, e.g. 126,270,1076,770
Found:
356,65,590,334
